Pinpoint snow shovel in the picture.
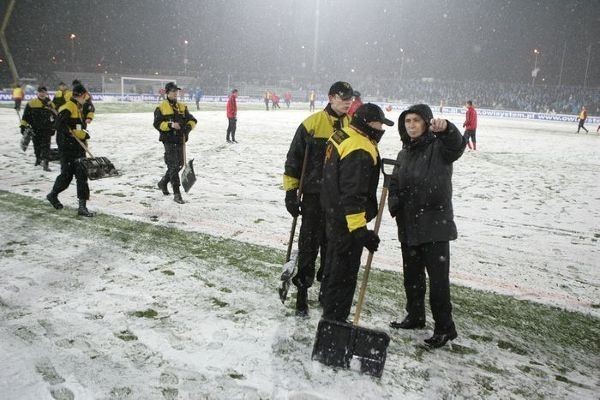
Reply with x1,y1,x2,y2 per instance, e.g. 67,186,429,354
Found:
278,139,311,303
312,158,399,378
181,134,196,193
20,126,34,152
72,131,119,180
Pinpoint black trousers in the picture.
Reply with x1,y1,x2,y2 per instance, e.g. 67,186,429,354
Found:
463,129,476,144
292,193,327,290
577,120,588,133
14,99,22,111
264,99,269,110
321,231,364,321
401,241,455,334
32,130,52,161
161,142,184,193
51,155,90,200
226,118,237,141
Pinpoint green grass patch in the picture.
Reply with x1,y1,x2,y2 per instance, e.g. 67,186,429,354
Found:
129,308,158,318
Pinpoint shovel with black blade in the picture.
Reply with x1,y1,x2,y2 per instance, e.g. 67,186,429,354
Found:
278,138,311,303
72,131,120,180
181,133,196,193
312,158,399,378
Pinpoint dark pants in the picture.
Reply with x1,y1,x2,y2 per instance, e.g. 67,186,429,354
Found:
195,100,200,111
292,193,327,290
464,129,476,144
401,241,455,334
14,99,22,111
32,130,52,162
577,120,588,133
321,232,363,321
264,99,270,110
51,155,90,200
160,143,184,194
309,101,315,112
226,118,237,141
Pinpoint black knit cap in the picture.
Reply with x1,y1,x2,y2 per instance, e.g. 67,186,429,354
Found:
328,81,354,100
353,103,394,126
37,86,48,93
165,82,181,92
72,84,87,96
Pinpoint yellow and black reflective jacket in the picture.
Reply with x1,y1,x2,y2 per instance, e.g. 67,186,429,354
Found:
283,104,350,194
321,125,380,236
56,98,88,158
153,99,197,144
20,97,56,132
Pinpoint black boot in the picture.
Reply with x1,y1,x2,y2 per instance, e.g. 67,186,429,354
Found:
389,315,426,330
34,158,41,166
77,199,94,217
157,178,170,195
173,191,184,204
295,287,309,317
46,192,63,210
42,160,51,172
424,329,458,348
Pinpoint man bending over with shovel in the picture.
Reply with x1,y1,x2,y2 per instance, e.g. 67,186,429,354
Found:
320,103,393,321
46,84,94,217
153,82,197,204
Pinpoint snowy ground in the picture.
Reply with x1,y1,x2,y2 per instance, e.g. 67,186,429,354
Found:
0,104,599,399
1,105,598,315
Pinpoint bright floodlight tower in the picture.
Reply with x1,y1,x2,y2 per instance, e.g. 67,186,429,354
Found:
0,0,19,84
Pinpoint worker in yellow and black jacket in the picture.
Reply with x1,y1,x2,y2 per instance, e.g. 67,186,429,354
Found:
20,86,56,171
71,79,95,124
319,103,394,322
153,82,197,204
52,82,70,109
46,84,94,217
283,81,354,317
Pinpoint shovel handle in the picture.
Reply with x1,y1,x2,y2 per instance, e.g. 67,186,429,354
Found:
284,136,312,262
71,131,95,158
352,158,399,325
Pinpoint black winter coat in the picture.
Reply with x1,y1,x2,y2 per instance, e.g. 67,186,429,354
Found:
389,122,466,246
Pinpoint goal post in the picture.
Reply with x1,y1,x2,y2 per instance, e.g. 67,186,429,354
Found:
120,76,176,101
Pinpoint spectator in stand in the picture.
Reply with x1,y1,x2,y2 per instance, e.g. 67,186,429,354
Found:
226,89,238,143
12,83,25,114
347,90,363,118
309,89,316,112
158,87,166,101
576,106,588,133
284,91,292,108
463,100,477,150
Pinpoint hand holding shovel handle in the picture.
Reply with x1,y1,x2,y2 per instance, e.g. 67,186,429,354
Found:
352,158,399,325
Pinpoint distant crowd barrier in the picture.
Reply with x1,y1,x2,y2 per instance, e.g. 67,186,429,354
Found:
2,91,598,124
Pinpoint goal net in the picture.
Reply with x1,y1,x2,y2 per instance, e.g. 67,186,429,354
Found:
120,76,176,101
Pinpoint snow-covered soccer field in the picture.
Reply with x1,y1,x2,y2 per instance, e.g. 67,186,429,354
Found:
0,104,599,399
2,105,598,314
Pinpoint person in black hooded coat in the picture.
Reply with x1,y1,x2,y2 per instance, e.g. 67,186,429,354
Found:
388,104,466,348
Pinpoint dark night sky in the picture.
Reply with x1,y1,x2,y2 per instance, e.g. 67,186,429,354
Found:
1,0,599,86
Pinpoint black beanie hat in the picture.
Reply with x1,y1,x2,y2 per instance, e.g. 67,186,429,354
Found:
72,84,87,96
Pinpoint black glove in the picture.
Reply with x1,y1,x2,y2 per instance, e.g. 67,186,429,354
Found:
285,189,300,217
388,195,400,218
20,126,26,134
353,227,380,253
